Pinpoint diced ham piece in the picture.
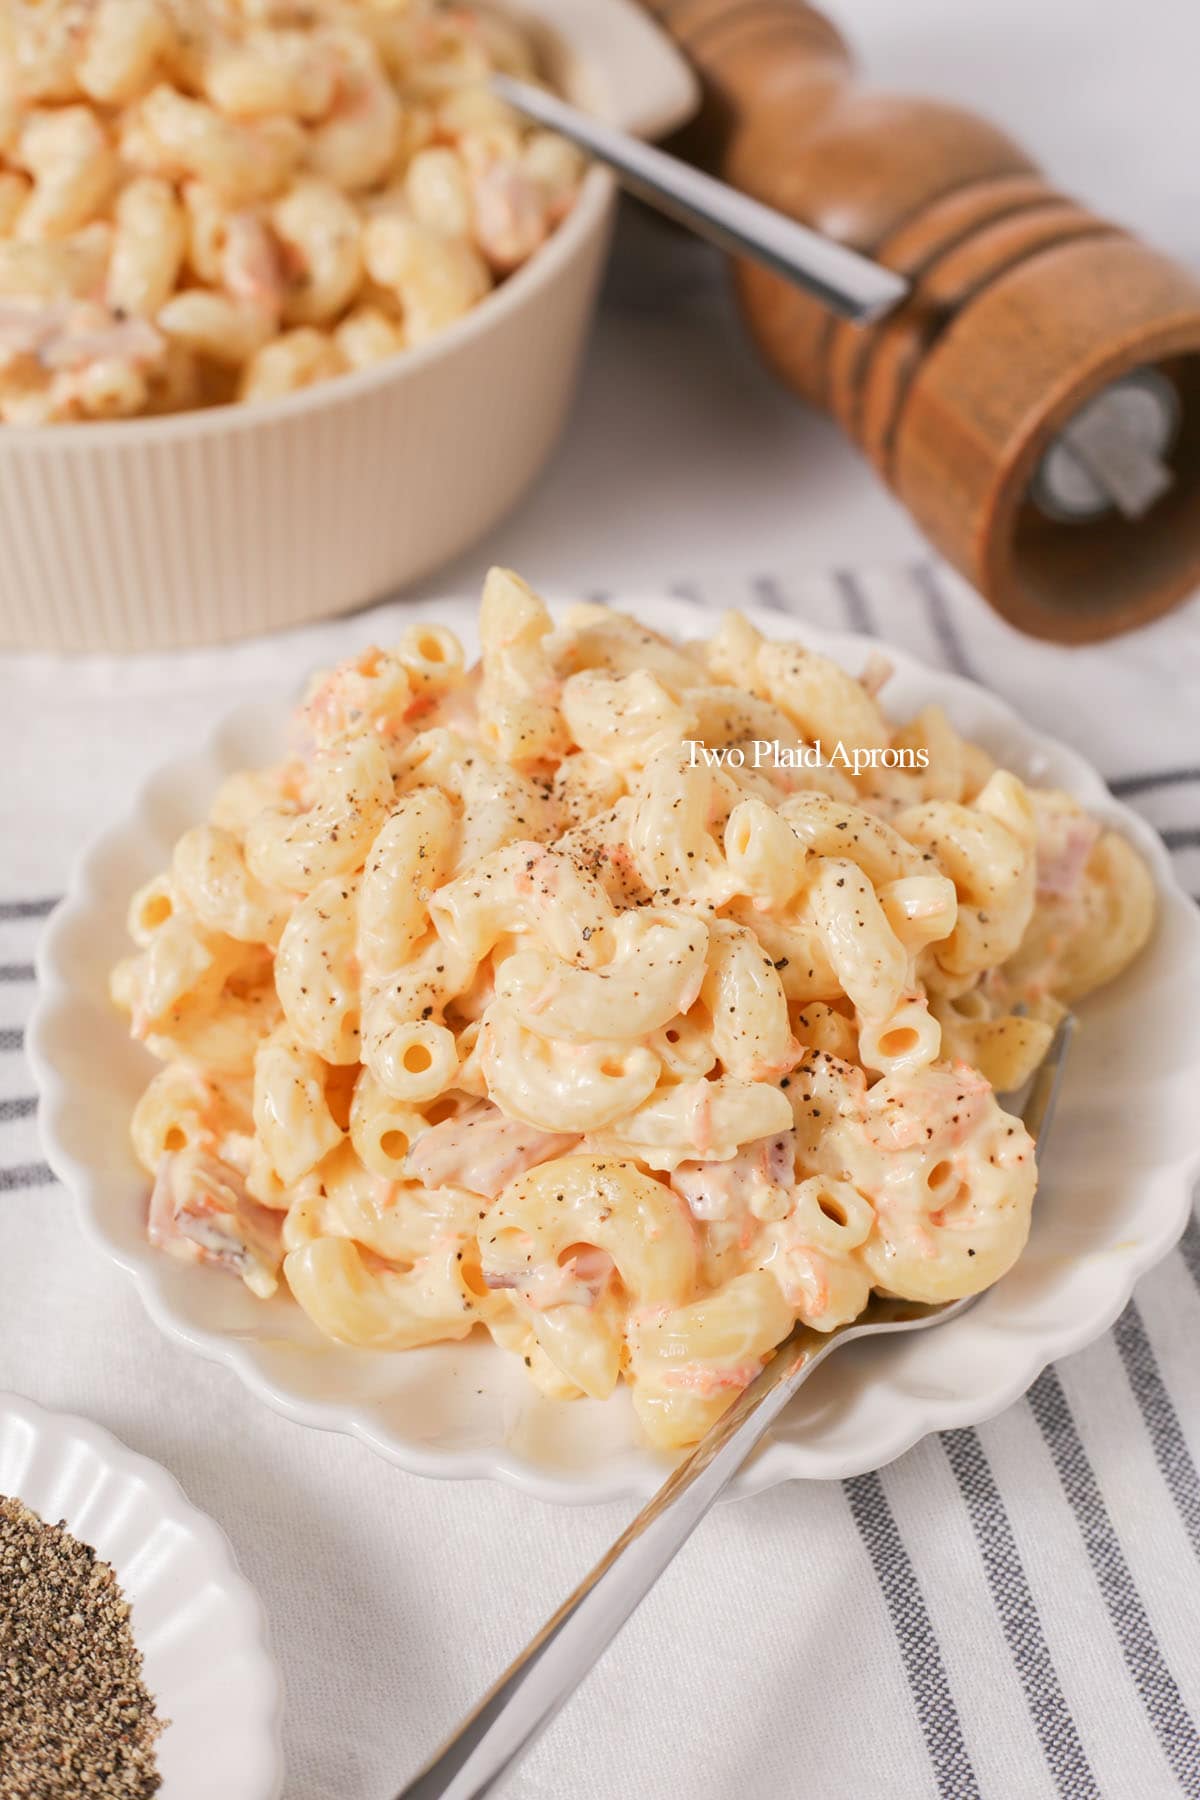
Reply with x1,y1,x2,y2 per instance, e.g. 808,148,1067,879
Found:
148,1148,283,1298
1035,810,1100,899
0,299,164,371
483,1244,614,1310
40,312,164,372
858,652,894,701
672,1131,796,1223
661,1361,763,1395
470,165,549,274
0,300,60,360
862,1061,991,1155
423,667,481,735
222,212,284,313
405,1101,578,1200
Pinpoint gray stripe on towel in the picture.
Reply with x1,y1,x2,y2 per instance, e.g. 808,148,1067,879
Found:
0,897,57,921
911,562,980,682
845,1469,981,1798
833,568,878,636
1027,1367,1200,1799
1113,1301,1200,1564
1109,768,1200,799
1178,1212,1200,1293
0,1161,55,1192
750,574,793,614
943,1427,1100,1800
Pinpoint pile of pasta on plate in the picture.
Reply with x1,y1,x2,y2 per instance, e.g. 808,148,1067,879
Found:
112,571,1155,1449
0,0,583,422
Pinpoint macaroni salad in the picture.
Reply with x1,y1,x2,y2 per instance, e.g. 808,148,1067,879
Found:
0,0,583,422
112,574,1156,1448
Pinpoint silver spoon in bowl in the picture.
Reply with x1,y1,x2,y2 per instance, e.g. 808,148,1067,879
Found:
489,71,907,326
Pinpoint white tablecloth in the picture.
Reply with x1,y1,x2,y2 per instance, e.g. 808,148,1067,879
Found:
2,552,1198,1800
4,2,1200,1791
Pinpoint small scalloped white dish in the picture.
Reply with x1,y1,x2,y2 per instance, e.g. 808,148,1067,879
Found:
0,1390,284,1797
28,595,1200,1505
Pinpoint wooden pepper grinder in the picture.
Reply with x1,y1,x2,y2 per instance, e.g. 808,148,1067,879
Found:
640,0,1200,641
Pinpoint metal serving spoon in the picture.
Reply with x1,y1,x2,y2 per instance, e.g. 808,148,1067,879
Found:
490,71,907,325
492,75,1173,520
397,1014,1076,1800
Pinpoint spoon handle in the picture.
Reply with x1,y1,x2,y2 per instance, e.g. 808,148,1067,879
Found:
490,72,908,325
395,1020,1074,1799
397,1300,974,1797
394,1326,828,1799
401,1304,983,1798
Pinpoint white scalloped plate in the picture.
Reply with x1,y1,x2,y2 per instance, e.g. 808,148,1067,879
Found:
28,595,1200,1505
0,1391,284,1797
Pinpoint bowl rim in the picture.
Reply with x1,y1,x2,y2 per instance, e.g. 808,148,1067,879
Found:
28,591,1200,1505
0,1387,286,1798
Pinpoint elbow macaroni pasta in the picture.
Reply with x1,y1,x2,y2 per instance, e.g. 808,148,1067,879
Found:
0,0,584,423
114,571,1156,1448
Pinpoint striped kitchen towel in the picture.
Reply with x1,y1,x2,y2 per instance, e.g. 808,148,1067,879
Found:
1,560,1197,1800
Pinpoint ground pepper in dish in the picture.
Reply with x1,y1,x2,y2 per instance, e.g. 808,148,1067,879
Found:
0,1495,165,1798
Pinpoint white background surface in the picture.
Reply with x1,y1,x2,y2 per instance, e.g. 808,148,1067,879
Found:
5,6,1200,1800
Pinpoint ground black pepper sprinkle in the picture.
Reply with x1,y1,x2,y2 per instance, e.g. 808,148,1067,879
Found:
0,1496,165,1798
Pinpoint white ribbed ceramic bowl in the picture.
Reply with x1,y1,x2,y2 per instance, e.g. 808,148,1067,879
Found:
28,594,1200,1505
0,1390,283,1798
0,2,696,653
